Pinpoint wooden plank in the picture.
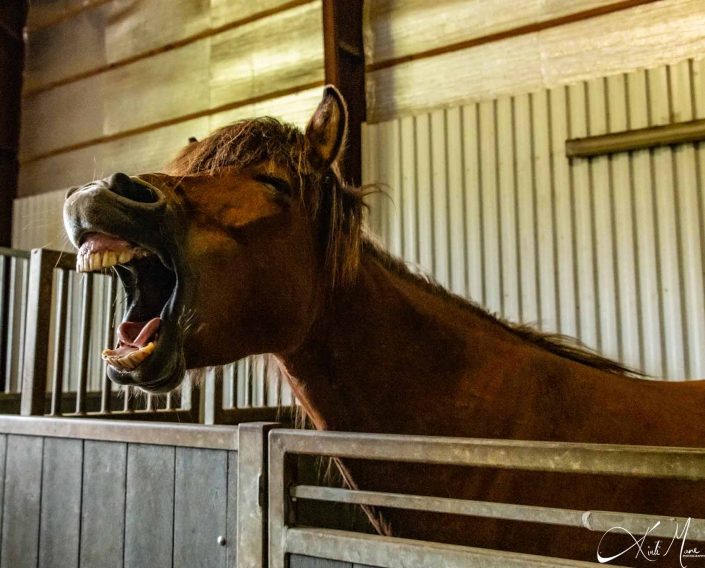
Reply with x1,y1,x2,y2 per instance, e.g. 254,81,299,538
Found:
289,555,352,568
124,444,175,568
80,441,127,568
173,448,228,568
20,75,105,161
364,0,634,65
104,0,210,64
226,451,238,568
24,6,107,92
210,1,323,110
367,0,705,122
1,434,43,568
211,0,302,28
103,41,209,136
18,117,209,197
39,438,83,567
27,0,109,31
0,435,6,549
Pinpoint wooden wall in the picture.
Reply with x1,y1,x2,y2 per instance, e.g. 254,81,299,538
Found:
364,0,705,122
18,0,325,198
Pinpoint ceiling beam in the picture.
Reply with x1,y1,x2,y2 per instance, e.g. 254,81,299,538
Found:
322,0,365,187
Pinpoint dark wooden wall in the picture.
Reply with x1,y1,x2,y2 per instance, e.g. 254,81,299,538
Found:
0,434,238,567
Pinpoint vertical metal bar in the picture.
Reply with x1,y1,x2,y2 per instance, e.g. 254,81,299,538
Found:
0,254,8,391
75,273,93,414
49,269,69,416
268,432,296,568
100,274,117,414
238,423,279,568
21,248,60,416
123,386,134,412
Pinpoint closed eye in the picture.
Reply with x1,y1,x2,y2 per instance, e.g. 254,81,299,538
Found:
254,174,291,197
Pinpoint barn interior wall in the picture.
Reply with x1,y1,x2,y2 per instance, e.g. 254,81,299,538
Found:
12,0,705,382
364,57,705,380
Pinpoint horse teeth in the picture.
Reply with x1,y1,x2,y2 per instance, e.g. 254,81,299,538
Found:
102,341,157,370
76,248,148,273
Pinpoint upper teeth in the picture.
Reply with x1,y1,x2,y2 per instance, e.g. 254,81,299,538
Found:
77,248,150,273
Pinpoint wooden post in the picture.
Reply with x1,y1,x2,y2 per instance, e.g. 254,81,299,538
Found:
321,0,366,186
0,1,29,246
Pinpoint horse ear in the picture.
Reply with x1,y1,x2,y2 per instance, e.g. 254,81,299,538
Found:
305,85,348,168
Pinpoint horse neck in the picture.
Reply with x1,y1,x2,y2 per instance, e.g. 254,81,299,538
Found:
279,243,552,435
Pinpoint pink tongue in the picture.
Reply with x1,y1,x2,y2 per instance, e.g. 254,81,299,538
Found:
80,233,132,254
117,317,161,348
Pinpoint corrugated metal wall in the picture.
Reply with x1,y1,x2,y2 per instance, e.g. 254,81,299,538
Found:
364,57,705,380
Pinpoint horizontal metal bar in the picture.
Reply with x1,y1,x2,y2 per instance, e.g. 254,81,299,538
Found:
291,485,705,540
565,118,705,158
0,247,30,259
0,415,238,450
283,527,617,568
269,430,705,480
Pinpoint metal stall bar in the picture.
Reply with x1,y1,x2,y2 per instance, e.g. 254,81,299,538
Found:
268,430,705,568
48,268,69,415
74,271,93,414
0,247,29,396
21,248,65,415
237,422,280,568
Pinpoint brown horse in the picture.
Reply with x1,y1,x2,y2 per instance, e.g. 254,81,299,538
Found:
64,87,705,565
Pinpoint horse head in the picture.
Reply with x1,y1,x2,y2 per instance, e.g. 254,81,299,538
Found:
63,86,363,393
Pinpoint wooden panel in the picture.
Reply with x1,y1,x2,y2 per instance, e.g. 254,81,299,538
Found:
103,41,209,135
18,117,209,197
210,1,323,109
173,448,228,568
208,85,322,132
1,435,43,568
39,438,83,568
364,0,630,65
105,0,210,63
124,444,175,568
80,441,127,568
211,0,296,28
367,0,705,122
289,554,352,568
226,451,238,568
27,0,109,30
24,6,107,92
20,77,105,160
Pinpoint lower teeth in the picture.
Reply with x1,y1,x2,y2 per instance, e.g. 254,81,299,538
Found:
102,341,156,370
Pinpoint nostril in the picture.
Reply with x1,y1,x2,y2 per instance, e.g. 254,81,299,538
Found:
65,185,81,198
106,172,158,204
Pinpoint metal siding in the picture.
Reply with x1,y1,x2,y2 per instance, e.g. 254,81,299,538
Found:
363,58,705,380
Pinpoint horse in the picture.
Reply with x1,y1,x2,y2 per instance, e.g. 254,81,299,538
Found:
63,86,705,565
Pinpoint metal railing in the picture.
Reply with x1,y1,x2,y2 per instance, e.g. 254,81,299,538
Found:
0,246,293,423
268,430,705,568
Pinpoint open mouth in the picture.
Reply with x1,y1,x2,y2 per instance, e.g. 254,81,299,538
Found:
77,232,178,381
